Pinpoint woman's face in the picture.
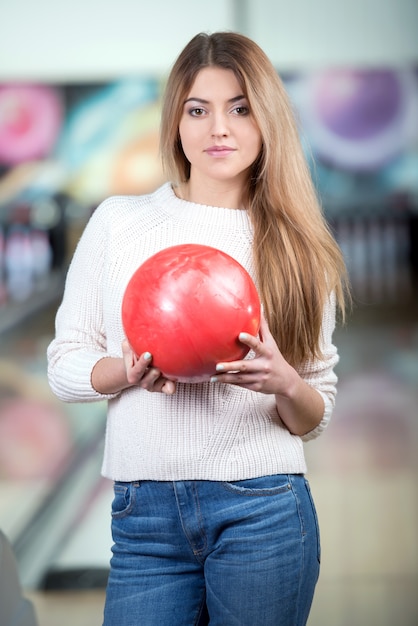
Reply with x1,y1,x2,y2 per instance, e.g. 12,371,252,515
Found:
178,67,262,187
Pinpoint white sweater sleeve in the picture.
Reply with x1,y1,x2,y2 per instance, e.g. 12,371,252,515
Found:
299,293,340,442
47,200,120,403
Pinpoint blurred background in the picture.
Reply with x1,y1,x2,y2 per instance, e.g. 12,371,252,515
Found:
0,0,417,624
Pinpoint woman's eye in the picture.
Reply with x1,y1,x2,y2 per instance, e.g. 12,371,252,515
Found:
189,107,205,117
233,105,249,116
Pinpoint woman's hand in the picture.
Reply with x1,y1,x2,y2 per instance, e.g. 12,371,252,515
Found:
211,316,295,395
122,340,177,395
211,316,325,436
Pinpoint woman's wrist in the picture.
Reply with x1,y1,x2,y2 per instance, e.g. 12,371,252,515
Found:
91,356,131,395
274,374,324,436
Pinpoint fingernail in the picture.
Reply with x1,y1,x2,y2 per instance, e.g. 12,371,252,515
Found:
215,364,224,372
143,352,152,360
239,332,249,341
210,376,218,383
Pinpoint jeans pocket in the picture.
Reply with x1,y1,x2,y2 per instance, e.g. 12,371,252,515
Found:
111,481,138,518
222,474,292,497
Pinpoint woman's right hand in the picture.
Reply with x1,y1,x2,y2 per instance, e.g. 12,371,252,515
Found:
122,340,177,395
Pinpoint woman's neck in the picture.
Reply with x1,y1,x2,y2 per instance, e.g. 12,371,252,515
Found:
177,178,247,210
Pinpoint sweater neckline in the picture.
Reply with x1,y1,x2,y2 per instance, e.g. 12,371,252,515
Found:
153,182,252,230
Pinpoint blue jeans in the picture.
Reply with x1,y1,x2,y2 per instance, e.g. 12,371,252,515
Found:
103,474,320,626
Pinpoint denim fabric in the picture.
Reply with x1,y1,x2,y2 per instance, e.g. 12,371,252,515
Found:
103,474,320,626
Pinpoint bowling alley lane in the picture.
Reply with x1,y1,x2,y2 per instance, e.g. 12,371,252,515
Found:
1,292,418,625
0,294,111,591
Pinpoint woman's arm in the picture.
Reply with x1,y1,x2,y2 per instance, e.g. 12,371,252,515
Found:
91,342,176,396
47,197,177,402
211,297,339,438
272,365,325,436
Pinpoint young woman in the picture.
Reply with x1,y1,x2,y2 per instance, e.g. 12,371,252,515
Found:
48,32,348,626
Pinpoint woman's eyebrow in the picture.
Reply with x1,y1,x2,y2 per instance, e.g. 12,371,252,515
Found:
184,95,246,104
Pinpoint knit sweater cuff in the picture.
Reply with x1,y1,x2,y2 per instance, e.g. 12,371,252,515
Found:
48,350,121,403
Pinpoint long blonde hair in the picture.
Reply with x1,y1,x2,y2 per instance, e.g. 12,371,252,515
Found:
160,32,348,367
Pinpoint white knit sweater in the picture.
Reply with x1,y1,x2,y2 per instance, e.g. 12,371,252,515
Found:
47,182,339,481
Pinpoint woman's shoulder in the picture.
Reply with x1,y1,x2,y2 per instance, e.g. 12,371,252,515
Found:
94,182,171,219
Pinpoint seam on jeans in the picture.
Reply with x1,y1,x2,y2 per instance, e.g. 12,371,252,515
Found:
303,478,321,564
221,481,292,497
194,592,208,626
289,475,307,537
173,482,208,563
192,482,208,557
289,475,306,626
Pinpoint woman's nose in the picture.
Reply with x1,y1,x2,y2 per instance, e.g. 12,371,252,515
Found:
210,112,229,137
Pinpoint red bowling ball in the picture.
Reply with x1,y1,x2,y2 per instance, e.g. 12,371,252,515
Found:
121,244,261,382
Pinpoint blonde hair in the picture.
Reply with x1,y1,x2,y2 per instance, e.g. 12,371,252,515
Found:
160,32,348,367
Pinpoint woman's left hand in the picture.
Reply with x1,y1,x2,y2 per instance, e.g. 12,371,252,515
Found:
211,316,296,395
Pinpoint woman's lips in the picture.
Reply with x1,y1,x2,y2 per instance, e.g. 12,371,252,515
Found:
205,146,236,157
